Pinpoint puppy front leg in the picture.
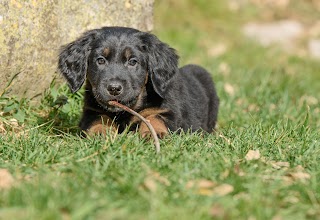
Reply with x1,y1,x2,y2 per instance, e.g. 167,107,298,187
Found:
80,110,118,136
130,108,169,138
86,115,118,136
139,114,168,139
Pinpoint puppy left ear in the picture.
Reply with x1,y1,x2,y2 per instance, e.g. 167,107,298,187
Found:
138,33,179,98
58,30,98,93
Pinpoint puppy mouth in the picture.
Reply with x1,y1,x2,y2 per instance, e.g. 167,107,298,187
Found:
92,88,138,112
97,97,137,112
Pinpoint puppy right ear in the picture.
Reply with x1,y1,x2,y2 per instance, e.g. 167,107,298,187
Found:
58,30,98,93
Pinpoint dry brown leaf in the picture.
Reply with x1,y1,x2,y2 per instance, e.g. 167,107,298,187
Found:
269,104,277,112
212,184,234,196
245,150,261,161
295,165,305,171
209,204,226,218
207,43,227,57
0,121,6,134
144,178,157,192
234,164,246,176
292,166,311,181
198,188,216,196
299,95,318,106
9,118,19,127
150,172,170,186
143,170,170,192
236,98,247,106
247,104,260,112
271,215,283,220
250,0,290,8
281,166,311,184
228,1,240,11
0,118,25,134
186,179,233,196
224,83,236,96
0,169,14,189
220,169,230,179
287,171,311,181
218,62,231,76
186,179,216,189
270,161,290,170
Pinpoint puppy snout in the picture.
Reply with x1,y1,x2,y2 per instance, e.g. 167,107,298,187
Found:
107,82,123,96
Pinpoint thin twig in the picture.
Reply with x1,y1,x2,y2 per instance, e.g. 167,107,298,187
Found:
108,101,160,154
0,72,21,98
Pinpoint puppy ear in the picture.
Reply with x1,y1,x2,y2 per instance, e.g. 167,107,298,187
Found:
58,30,97,93
138,33,179,98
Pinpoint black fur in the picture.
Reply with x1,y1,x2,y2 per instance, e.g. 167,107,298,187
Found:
58,26,219,135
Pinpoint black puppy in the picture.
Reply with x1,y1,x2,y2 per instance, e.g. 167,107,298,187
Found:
58,26,219,137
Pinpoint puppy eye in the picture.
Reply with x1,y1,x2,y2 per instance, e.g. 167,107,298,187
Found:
97,57,106,65
128,58,138,66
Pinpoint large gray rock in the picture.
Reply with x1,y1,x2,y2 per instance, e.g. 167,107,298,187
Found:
0,0,154,98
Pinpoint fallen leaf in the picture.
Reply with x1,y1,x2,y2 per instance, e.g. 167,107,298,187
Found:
186,179,216,189
299,95,318,106
236,98,247,106
234,163,246,176
151,172,170,186
9,118,19,127
212,184,234,196
198,188,216,196
218,62,231,76
144,178,157,192
0,121,6,134
287,171,311,181
269,104,277,112
224,83,236,96
220,169,230,179
250,0,290,8
270,161,290,170
228,1,241,11
209,204,226,218
272,216,283,220
282,166,311,184
245,150,260,161
186,179,233,196
283,195,300,204
0,169,14,189
247,104,260,112
295,165,305,171
142,170,170,192
207,43,227,57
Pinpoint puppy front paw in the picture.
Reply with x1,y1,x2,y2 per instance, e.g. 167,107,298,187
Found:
86,115,118,136
139,115,168,139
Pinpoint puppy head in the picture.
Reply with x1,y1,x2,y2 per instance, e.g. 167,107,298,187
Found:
58,27,179,111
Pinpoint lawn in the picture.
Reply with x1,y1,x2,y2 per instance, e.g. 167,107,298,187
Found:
1,0,320,219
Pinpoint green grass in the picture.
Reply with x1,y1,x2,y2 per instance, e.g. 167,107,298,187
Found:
1,0,320,219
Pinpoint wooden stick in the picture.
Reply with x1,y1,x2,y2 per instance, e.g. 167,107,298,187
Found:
108,101,161,154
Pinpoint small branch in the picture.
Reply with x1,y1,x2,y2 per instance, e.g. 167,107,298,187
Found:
0,72,21,98
108,101,161,154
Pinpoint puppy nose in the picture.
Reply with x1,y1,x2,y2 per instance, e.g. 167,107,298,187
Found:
107,83,123,96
